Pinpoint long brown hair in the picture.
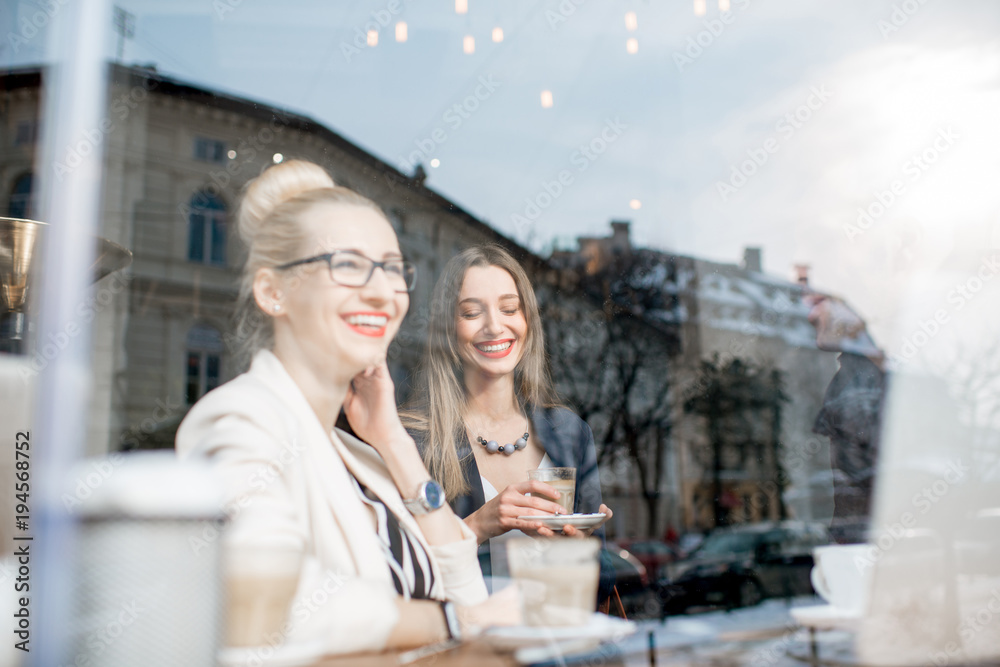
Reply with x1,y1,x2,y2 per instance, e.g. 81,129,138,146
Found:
403,244,558,498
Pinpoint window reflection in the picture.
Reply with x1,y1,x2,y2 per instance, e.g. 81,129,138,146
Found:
2,1,998,662
7,172,33,219
186,191,227,266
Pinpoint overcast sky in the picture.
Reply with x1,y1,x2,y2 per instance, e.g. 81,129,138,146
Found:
4,0,999,352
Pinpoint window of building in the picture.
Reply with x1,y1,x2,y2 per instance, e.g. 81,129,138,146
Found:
14,120,38,147
193,137,226,163
187,191,227,266
8,173,33,219
185,323,223,405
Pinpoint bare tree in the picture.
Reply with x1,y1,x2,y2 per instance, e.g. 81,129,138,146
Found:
539,250,679,536
683,355,789,528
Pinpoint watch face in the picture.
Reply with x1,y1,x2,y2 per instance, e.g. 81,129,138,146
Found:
424,480,445,509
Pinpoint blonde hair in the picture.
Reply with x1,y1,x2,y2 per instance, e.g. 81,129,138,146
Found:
403,244,558,498
232,159,387,367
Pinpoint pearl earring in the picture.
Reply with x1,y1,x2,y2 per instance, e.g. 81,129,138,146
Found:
273,303,281,313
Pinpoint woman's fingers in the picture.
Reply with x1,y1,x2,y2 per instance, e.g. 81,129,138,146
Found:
500,484,565,515
594,504,613,528
502,501,565,519
519,480,560,500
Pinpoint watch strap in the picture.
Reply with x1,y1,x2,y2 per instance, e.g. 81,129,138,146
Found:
440,601,462,641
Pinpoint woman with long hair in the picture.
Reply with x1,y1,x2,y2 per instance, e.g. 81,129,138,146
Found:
176,161,515,655
403,244,613,581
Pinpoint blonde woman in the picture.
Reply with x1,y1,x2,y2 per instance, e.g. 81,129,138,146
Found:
403,244,613,586
176,161,515,655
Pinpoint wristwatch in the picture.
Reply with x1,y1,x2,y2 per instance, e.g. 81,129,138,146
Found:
439,601,462,641
402,479,445,515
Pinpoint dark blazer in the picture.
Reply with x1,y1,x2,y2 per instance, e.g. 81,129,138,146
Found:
413,406,614,599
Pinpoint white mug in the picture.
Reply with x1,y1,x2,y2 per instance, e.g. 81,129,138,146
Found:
810,544,871,613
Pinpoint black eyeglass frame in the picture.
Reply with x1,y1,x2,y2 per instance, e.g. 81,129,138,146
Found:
275,250,417,293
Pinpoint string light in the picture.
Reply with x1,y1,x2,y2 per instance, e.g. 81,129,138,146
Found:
367,29,378,47
430,159,440,168
624,12,637,31
395,22,407,42
463,35,475,54
492,26,503,42
272,153,283,164
694,0,706,16
629,199,642,210
540,90,553,108
626,38,638,54
719,0,730,10
455,0,467,14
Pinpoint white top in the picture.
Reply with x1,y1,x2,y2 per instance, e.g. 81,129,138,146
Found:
481,453,553,580
176,349,486,654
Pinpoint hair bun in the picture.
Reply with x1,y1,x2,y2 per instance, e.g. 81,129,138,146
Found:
237,159,335,246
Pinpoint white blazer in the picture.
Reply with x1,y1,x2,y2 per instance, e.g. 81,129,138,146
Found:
176,349,487,654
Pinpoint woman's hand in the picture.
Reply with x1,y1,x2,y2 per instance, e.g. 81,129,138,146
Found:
343,361,410,452
465,481,569,542
559,503,613,538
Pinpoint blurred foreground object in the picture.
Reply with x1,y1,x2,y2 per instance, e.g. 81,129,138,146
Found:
68,452,224,666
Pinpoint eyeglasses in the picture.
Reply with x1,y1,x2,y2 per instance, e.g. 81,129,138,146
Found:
275,250,417,293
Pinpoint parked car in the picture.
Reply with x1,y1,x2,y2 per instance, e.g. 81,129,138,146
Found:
614,539,680,578
603,545,648,591
477,545,647,594
656,520,830,615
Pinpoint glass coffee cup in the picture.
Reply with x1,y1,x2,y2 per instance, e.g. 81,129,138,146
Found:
527,467,576,514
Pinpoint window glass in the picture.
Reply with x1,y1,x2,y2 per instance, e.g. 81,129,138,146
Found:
4,2,998,661
8,172,33,218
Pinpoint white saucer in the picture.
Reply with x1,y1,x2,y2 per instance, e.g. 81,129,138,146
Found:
217,640,326,667
482,612,636,652
516,512,607,530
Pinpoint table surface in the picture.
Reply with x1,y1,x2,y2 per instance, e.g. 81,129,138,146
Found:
310,641,521,666
305,625,796,667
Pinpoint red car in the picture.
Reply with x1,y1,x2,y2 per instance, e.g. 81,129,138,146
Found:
614,539,680,582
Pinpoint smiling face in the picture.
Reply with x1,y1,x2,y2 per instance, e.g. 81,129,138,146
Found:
454,264,528,381
270,202,408,381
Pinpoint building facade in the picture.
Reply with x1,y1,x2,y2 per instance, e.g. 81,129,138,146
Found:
1,64,553,454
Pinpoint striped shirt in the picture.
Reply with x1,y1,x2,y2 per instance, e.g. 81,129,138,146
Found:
351,478,436,600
